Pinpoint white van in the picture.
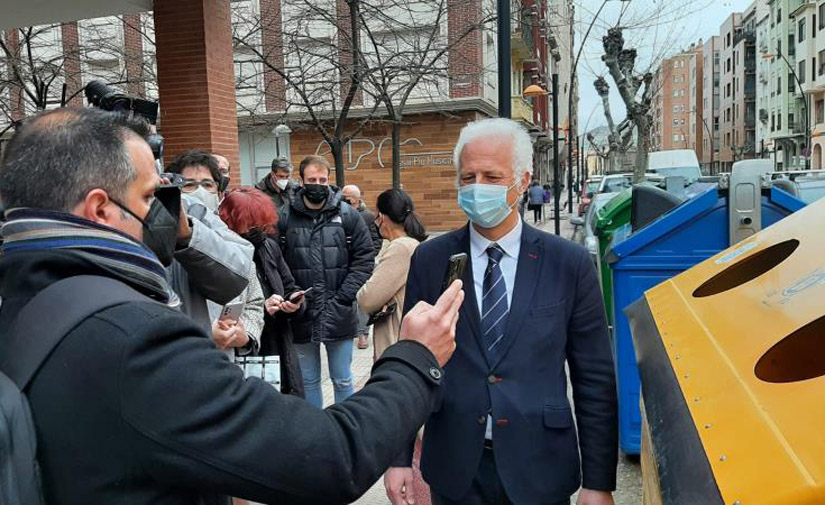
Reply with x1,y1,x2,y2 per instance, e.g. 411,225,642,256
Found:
647,150,702,182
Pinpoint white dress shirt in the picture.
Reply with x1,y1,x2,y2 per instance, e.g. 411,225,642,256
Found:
469,218,523,318
468,218,523,440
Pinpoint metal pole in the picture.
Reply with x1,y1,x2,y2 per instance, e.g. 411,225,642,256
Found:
778,51,808,169
552,73,561,235
497,0,511,118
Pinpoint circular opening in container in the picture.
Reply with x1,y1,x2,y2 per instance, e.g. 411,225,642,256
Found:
692,239,800,298
755,315,825,383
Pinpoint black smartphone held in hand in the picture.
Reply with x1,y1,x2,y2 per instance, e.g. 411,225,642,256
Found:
289,287,313,303
442,253,468,292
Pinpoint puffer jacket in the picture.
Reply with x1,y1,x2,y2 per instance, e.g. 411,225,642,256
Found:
278,187,375,343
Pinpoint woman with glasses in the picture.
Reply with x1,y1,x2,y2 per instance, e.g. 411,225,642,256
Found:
357,189,427,360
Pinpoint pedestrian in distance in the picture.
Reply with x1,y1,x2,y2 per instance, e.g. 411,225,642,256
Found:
357,188,428,361
256,156,296,212
0,107,465,505
385,117,618,505
278,155,376,408
528,180,545,224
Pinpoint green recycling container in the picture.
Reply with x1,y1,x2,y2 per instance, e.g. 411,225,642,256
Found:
594,188,632,328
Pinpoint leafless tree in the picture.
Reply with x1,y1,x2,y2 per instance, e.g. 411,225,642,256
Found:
593,75,633,173
358,0,495,188
233,0,382,186
600,26,654,182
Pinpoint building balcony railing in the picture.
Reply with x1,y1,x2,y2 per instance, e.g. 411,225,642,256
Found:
734,29,756,46
511,1,535,61
512,95,535,124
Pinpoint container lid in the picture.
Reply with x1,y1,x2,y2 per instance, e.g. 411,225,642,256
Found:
594,188,632,229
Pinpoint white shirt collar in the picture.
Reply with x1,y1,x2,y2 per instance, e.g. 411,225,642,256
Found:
469,218,523,260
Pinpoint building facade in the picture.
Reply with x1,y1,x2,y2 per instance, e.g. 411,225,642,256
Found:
791,0,825,169
703,36,723,172
1,0,576,231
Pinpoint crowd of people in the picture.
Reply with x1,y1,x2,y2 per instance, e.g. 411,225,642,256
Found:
0,109,618,505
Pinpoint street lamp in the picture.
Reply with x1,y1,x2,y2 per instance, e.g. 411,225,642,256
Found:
763,51,810,169
523,84,548,99
497,0,512,118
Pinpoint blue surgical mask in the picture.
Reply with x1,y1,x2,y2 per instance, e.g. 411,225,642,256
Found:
458,182,518,228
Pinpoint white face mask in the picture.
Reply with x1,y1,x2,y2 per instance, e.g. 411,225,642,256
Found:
191,186,220,213
275,179,289,191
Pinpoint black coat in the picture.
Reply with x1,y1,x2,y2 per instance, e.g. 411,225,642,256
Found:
252,237,304,397
356,203,383,255
278,189,375,343
0,250,443,505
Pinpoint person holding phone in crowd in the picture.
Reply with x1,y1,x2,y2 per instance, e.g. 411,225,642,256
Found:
357,189,427,360
219,187,305,397
386,118,618,505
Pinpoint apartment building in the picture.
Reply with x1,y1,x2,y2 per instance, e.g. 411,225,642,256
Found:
650,44,704,164
763,0,808,169
702,36,722,172
1,0,575,231
791,0,825,169
756,1,772,156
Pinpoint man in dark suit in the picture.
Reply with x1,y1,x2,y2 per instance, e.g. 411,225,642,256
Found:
385,118,618,505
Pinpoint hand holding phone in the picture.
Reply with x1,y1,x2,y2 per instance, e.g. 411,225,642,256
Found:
220,301,244,322
289,287,313,303
442,253,468,292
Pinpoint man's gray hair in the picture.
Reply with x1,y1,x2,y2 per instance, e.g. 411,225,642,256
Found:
0,107,150,212
453,118,534,181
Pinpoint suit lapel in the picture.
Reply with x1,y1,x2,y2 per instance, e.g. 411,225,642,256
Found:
492,223,543,369
455,225,489,367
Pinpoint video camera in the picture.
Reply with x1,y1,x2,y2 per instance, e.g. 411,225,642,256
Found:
85,80,164,162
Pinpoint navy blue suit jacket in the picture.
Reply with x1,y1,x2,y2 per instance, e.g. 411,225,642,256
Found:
399,222,618,504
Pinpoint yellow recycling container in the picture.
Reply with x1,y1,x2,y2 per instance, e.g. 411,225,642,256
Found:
626,196,825,505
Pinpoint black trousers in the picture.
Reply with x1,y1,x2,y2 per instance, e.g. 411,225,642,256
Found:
431,445,570,505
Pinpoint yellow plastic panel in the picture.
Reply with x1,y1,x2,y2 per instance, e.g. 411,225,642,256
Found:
644,197,825,505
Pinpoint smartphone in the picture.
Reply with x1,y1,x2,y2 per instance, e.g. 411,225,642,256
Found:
442,253,468,292
289,287,313,302
220,301,245,321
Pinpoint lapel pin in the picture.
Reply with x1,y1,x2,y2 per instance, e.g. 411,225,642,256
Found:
528,253,538,260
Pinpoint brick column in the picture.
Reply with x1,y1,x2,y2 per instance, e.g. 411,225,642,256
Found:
153,0,240,178
447,0,483,98
260,0,286,112
123,13,147,98
60,22,83,107
337,0,363,107
3,29,25,121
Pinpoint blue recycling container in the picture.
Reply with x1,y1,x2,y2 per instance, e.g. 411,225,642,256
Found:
605,185,805,455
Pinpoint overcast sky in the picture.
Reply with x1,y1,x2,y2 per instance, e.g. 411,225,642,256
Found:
574,0,756,134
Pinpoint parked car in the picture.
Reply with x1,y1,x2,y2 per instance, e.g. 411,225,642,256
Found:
771,171,825,204
647,149,703,183
577,176,604,216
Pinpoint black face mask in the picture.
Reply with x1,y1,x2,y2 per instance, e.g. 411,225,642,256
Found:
302,184,329,205
112,186,181,266
241,227,267,248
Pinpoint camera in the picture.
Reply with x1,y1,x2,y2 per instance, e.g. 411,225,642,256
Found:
85,80,164,162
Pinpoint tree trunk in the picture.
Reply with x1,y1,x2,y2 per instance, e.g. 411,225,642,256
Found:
330,141,346,187
392,116,402,189
633,117,651,183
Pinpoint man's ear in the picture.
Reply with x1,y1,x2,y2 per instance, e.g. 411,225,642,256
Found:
520,171,532,192
74,189,120,226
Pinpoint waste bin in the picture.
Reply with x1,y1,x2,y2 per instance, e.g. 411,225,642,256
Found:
626,195,825,505
605,164,806,455
594,189,632,328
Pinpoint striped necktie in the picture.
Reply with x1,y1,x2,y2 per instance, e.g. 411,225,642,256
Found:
481,244,509,361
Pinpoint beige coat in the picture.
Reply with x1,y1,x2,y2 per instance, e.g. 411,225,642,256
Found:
357,236,419,360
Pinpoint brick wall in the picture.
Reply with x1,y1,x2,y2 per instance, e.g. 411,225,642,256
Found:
3,29,25,121
285,112,481,231
154,0,241,182
259,0,287,112
122,13,146,98
448,0,483,98
60,22,84,107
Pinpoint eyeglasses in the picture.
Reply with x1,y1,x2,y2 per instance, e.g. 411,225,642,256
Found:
180,179,218,194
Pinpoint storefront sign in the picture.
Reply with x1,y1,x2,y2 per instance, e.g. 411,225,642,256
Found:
315,136,453,171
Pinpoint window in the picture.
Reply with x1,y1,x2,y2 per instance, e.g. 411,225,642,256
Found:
799,18,807,41
727,32,731,47
815,14,818,36
820,49,825,75
777,76,782,94
673,134,680,142
673,90,679,97
800,60,806,84
673,105,680,113
820,4,825,29
789,34,796,56
777,38,782,54
673,119,680,126
789,72,796,92
778,114,782,130
778,8,781,22
816,99,824,124
789,112,795,130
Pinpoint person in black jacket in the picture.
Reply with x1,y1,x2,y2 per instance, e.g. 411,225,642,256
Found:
0,107,464,505
279,155,376,408
219,186,305,397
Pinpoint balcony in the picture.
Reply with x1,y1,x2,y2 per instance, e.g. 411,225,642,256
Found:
511,1,535,61
512,95,535,125
734,29,757,46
